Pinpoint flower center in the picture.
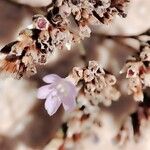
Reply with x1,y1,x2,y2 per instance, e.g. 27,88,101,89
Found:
56,82,68,97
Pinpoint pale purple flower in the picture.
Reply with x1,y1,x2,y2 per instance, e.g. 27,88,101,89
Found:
37,74,77,116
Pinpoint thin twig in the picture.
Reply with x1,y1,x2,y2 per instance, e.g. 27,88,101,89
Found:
93,28,150,42
93,33,141,42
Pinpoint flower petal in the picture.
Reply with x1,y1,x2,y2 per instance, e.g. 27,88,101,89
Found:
43,74,61,83
62,81,77,111
62,96,76,112
45,95,61,116
37,85,53,99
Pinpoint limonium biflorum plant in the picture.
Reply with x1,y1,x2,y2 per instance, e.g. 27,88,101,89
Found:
0,0,150,150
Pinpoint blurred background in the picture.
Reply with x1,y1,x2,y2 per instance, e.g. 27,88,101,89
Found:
0,0,150,149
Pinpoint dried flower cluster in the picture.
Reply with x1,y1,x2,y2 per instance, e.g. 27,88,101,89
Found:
59,101,102,149
115,92,150,145
68,61,120,106
0,0,129,78
120,43,150,101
